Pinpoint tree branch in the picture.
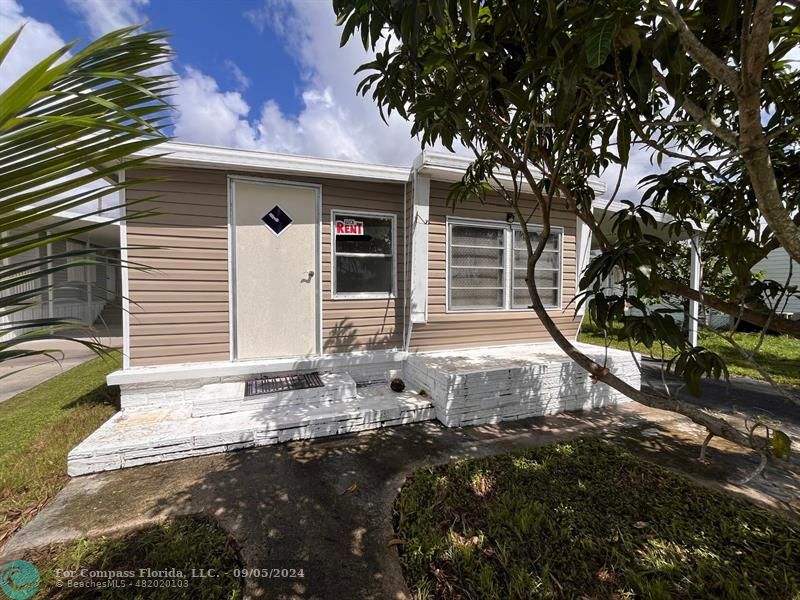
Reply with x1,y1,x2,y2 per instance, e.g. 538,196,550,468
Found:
742,0,777,93
659,0,741,92
658,277,800,338
652,70,739,147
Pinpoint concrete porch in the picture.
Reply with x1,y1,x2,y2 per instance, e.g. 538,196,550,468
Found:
68,342,640,476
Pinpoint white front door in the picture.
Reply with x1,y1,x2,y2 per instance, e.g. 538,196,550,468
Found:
231,178,319,359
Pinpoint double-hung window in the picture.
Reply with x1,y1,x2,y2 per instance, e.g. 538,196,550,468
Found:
447,219,562,311
332,211,396,298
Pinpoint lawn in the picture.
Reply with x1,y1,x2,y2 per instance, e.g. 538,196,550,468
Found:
577,320,800,387
394,439,800,599
23,515,243,599
0,352,120,545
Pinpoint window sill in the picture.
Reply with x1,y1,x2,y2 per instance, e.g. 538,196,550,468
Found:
445,306,563,314
331,293,396,300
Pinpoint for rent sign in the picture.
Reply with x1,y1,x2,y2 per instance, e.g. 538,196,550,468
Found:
335,219,364,235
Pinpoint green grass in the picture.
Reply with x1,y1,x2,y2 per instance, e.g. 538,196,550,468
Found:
25,515,243,599
0,352,120,543
395,439,800,600
577,321,800,387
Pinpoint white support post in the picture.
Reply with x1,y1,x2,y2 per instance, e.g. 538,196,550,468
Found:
409,172,430,324
0,231,8,339
85,240,92,324
574,218,593,316
688,232,703,347
46,231,54,319
119,172,131,368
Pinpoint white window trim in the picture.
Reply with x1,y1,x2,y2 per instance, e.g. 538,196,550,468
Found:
331,209,397,300
446,216,564,313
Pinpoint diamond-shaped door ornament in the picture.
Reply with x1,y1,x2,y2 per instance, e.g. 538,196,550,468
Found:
262,205,293,236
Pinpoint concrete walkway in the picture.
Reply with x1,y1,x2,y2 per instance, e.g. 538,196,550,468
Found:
0,336,121,403
2,403,798,600
641,358,800,435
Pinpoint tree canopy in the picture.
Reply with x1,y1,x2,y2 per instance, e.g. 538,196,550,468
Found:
334,0,799,464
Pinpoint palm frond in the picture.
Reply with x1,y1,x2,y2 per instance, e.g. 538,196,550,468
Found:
0,25,174,367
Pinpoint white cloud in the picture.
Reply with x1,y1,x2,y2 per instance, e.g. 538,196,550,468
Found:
65,0,148,38
243,0,424,165
0,0,66,90
225,59,251,91
173,67,259,149
7,0,666,197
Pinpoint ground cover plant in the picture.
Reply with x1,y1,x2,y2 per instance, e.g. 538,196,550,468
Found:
0,352,120,544
394,439,800,599
24,515,243,599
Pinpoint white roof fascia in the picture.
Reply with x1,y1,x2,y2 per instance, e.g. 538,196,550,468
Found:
133,141,411,184
416,150,608,195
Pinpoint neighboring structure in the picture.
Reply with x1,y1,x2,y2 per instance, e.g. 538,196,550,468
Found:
588,200,731,335
1,211,121,342
69,142,647,475
754,248,800,319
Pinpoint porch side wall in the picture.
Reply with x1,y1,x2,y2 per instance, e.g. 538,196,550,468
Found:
126,166,406,367
409,180,580,351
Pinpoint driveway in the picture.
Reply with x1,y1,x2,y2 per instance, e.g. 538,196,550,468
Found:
0,336,121,403
640,358,800,437
3,403,798,600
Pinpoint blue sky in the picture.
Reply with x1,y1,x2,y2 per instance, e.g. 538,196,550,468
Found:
0,0,668,198
1,0,427,167
20,0,302,118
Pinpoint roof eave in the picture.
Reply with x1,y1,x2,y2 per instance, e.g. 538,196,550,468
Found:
132,141,411,184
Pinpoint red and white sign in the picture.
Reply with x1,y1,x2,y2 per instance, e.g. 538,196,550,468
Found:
335,219,364,235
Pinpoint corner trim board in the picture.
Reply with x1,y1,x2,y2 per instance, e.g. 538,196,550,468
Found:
410,173,430,324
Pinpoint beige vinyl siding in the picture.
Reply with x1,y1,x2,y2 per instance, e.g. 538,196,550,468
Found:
125,167,406,366
126,168,230,366
409,180,580,351
321,179,405,353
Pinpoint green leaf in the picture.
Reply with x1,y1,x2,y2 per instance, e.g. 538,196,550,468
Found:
461,0,477,35
0,26,23,67
617,119,631,164
717,0,737,30
586,19,615,68
772,430,791,460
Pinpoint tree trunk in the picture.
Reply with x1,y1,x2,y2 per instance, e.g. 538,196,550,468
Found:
523,246,767,454
738,92,800,264
658,278,800,338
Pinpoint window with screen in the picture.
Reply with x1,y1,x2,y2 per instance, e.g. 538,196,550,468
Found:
332,211,395,298
512,227,561,308
448,224,506,309
447,220,562,311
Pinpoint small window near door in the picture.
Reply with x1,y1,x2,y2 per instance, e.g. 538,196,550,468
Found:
332,211,395,298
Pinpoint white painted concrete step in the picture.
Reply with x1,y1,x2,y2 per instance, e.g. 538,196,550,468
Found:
190,372,358,417
68,386,434,476
121,372,359,417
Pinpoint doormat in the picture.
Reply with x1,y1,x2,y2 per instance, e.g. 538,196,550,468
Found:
245,371,324,396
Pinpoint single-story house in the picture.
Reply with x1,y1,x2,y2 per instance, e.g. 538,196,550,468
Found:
68,142,704,475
